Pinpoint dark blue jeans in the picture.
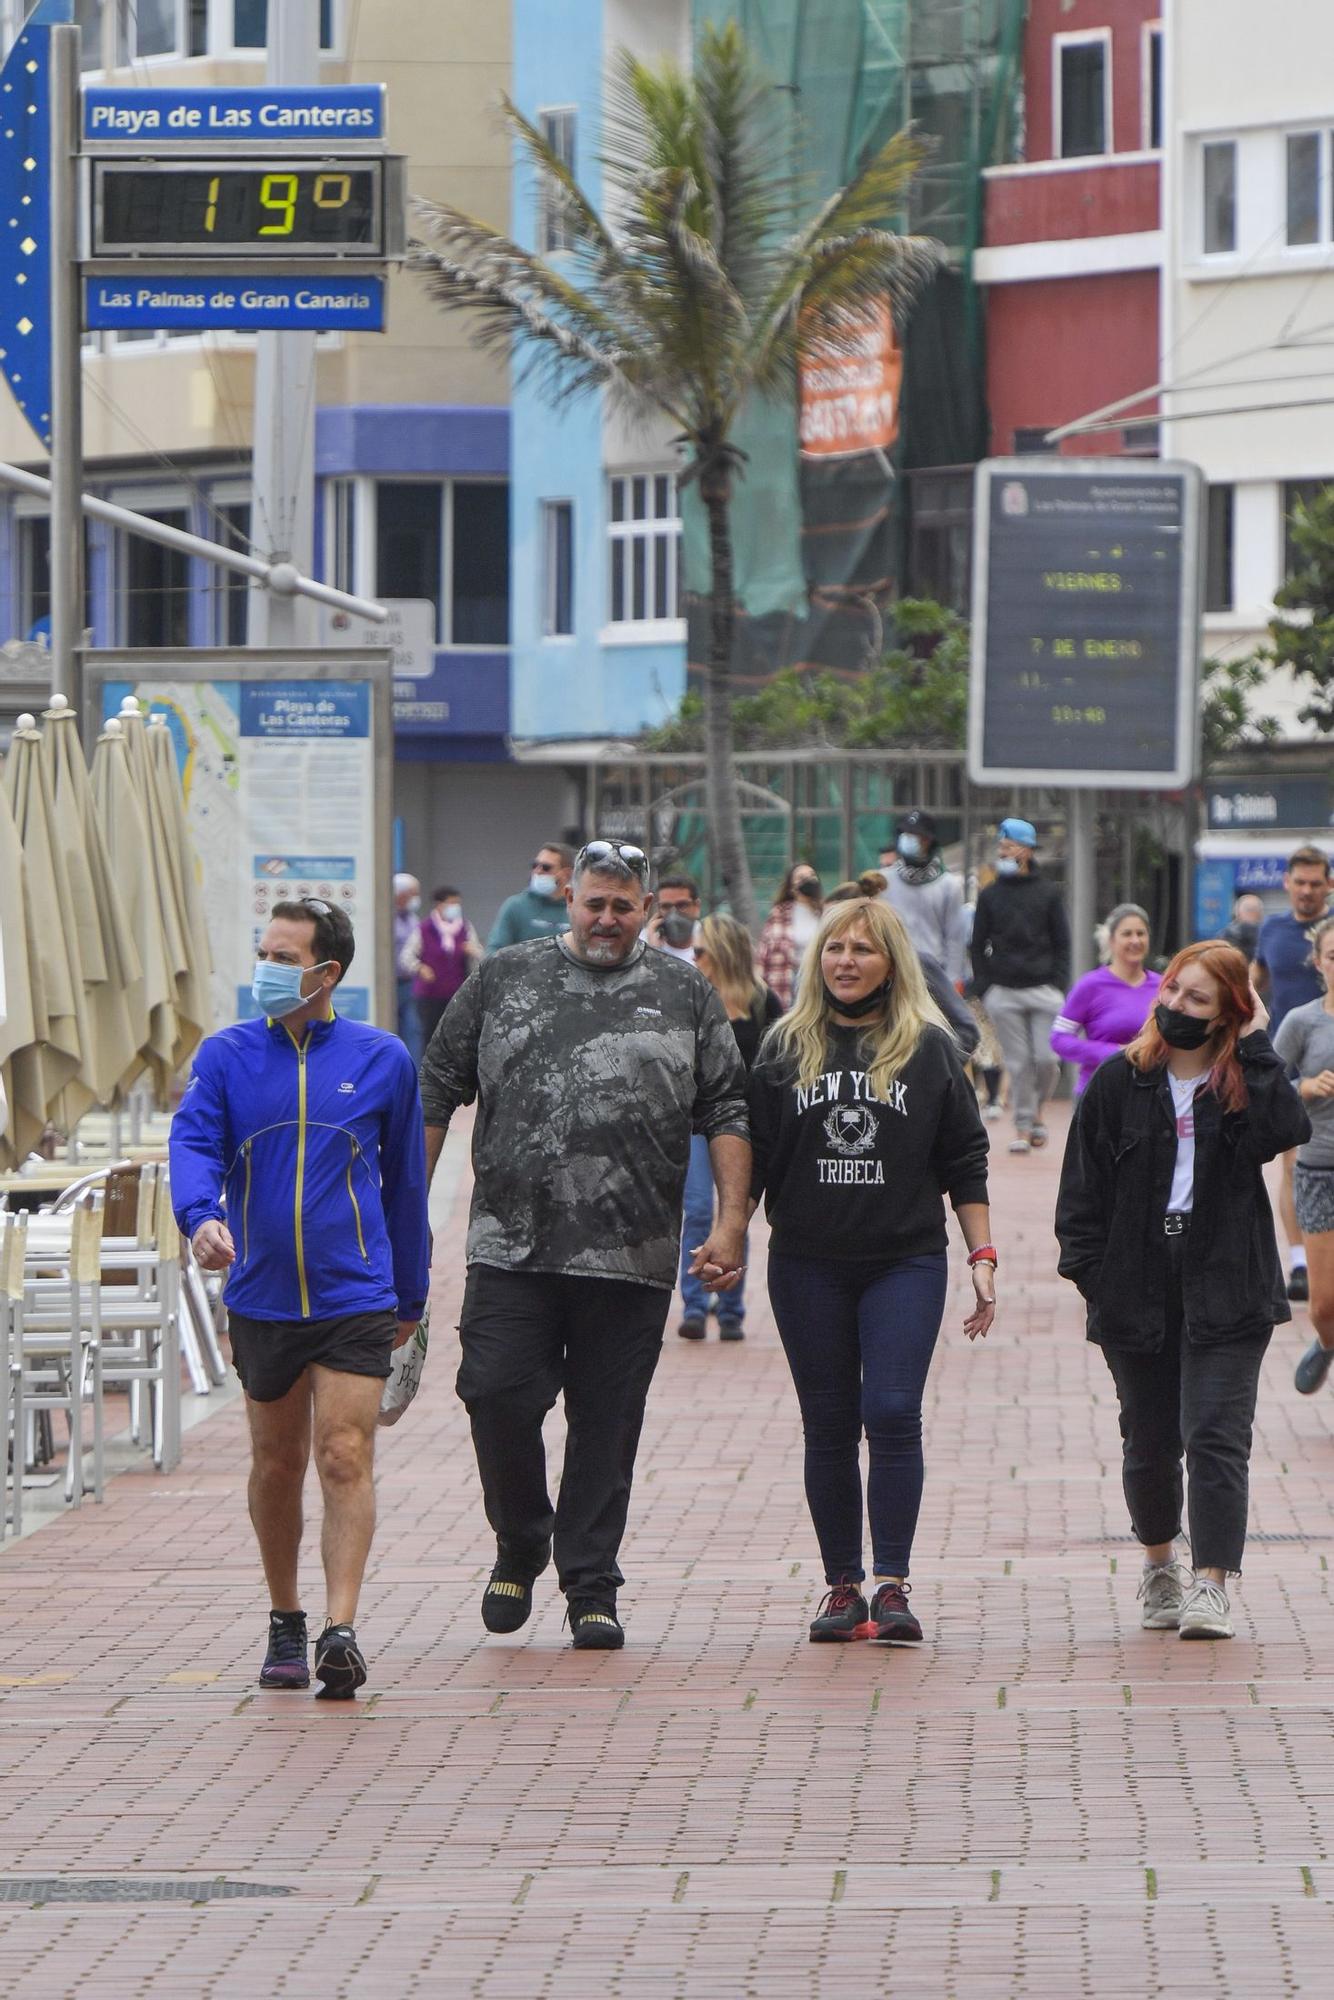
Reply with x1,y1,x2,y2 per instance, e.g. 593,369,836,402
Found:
767,1250,949,1583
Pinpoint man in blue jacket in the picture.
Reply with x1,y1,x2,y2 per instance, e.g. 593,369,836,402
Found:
171,898,430,1699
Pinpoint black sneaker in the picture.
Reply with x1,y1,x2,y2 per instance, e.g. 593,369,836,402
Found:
809,1582,871,1643
1294,1338,1334,1394
678,1318,706,1341
1289,1266,1311,1303
482,1566,536,1634
314,1621,368,1700
869,1581,923,1644
259,1609,309,1690
568,1600,625,1650
717,1322,745,1342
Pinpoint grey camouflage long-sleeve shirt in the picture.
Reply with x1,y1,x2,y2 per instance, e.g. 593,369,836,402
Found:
419,936,750,1289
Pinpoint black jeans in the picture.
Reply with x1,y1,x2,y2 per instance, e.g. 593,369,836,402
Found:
1100,1239,1271,1574
456,1264,669,1600
767,1249,948,1583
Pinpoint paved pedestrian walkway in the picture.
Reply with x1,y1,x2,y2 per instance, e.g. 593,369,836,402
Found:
3,1105,1334,1997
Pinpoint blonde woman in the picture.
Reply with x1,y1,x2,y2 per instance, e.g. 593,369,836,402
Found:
1279,918,1334,1393
678,915,784,1340
748,899,995,1645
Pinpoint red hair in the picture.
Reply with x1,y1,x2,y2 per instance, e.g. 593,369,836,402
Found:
1124,941,1253,1113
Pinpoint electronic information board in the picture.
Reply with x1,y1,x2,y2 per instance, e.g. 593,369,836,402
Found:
968,458,1204,789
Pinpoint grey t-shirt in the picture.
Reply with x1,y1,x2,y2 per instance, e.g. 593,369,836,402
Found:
1274,999,1334,1168
419,935,749,1288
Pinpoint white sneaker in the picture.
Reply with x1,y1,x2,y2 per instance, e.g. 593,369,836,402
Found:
1177,1578,1233,1640
1008,1134,1032,1155
1137,1559,1191,1630
983,1103,1004,1122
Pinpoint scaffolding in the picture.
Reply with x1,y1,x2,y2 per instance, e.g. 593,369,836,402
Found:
684,1,1026,670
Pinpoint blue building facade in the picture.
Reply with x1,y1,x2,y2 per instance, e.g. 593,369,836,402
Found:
510,0,690,744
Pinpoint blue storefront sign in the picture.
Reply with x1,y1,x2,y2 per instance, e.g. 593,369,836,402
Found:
83,85,385,143
84,272,384,332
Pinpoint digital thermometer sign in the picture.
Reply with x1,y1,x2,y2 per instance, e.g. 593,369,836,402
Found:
91,158,385,258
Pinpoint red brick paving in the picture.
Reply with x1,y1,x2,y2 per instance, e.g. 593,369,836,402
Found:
3,1103,1334,1995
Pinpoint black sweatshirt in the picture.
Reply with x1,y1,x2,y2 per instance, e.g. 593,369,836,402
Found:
971,867,1070,993
748,1023,990,1264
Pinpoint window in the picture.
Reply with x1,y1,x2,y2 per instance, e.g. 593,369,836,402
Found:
1055,35,1109,159
1205,484,1234,613
16,513,49,638
608,473,681,626
123,510,190,647
1143,25,1163,151
122,0,208,59
542,501,574,637
1283,479,1329,579
1287,133,1320,247
371,480,509,647
15,513,90,636
328,477,357,595
233,0,336,49
538,108,577,254
1013,427,1057,456
1202,141,1237,254
905,468,973,615
211,500,251,646
452,484,509,643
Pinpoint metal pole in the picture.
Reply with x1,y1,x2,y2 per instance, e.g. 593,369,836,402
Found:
48,23,83,713
249,0,320,648
1068,787,1098,980
0,460,388,620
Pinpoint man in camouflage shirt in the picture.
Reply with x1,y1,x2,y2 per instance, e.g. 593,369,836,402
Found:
420,839,750,1649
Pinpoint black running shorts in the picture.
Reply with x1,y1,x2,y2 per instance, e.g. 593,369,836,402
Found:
227,1310,397,1403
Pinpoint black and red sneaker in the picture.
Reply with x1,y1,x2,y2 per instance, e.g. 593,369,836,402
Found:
809,1582,872,1643
869,1581,923,1644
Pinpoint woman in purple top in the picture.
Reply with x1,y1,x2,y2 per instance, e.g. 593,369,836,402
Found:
1052,903,1161,1094
414,885,482,1049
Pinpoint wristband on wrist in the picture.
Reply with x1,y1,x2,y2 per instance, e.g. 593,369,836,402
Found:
967,1245,998,1268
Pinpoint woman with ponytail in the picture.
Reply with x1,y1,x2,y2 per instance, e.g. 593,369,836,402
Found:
748,899,995,1647
1056,942,1310,1641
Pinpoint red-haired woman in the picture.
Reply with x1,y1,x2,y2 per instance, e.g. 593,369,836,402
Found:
1056,943,1310,1641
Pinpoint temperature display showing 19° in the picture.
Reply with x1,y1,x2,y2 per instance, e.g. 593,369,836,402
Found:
95,160,381,256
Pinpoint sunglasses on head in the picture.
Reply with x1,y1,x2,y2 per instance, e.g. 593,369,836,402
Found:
302,898,334,918
577,839,650,881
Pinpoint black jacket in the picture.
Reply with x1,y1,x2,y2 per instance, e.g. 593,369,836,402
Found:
1054,1033,1310,1350
971,868,1070,993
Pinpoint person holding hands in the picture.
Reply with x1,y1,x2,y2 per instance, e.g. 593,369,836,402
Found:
748,898,994,1647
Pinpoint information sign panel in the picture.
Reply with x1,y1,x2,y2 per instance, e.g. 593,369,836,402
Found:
82,85,386,145
92,159,381,257
968,458,1204,789
82,650,394,1030
84,271,384,331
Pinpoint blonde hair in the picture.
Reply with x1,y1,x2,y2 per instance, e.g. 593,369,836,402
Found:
761,898,950,1098
696,913,763,1015
1312,914,1334,988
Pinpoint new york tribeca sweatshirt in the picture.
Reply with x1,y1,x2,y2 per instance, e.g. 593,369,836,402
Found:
748,1022,990,1264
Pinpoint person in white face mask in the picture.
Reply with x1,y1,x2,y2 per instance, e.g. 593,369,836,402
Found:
392,873,424,1067
487,842,575,952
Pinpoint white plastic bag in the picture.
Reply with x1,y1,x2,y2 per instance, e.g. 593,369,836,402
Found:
378,1311,430,1426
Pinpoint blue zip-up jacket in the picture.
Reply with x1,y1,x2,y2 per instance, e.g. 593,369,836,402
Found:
170,1013,431,1324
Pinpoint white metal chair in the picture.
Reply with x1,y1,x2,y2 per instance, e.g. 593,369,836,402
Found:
89,1167,184,1474
18,1193,105,1506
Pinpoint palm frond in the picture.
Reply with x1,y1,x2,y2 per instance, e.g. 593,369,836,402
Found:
412,200,631,359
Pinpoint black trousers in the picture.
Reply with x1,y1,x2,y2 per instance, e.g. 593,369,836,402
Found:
1100,1240,1271,1575
456,1264,669,1599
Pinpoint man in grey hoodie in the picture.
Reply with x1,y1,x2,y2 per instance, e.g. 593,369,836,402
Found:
879,809,967,984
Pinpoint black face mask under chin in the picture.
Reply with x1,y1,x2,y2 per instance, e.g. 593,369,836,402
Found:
1155,1003,1215,1051
824,979,893,1019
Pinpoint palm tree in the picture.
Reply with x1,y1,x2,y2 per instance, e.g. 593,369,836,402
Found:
410,21,940,929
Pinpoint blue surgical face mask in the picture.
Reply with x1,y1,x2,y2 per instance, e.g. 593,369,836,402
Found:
996,855,1021,877
897,834,923,862
530,871,558,898
252,959,327,1019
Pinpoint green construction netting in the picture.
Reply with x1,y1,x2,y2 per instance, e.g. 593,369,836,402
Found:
683,0,1024,680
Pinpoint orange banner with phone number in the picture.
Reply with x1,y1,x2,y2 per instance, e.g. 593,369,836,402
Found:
798,300,902,459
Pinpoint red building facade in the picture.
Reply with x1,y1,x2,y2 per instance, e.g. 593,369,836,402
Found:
975,0,1163,458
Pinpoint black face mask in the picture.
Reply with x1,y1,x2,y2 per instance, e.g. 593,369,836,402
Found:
1155,1003,1215,1051
795,877,822,901
824,977,893,1019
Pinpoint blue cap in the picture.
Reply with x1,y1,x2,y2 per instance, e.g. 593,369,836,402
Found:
999,817,1038,848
